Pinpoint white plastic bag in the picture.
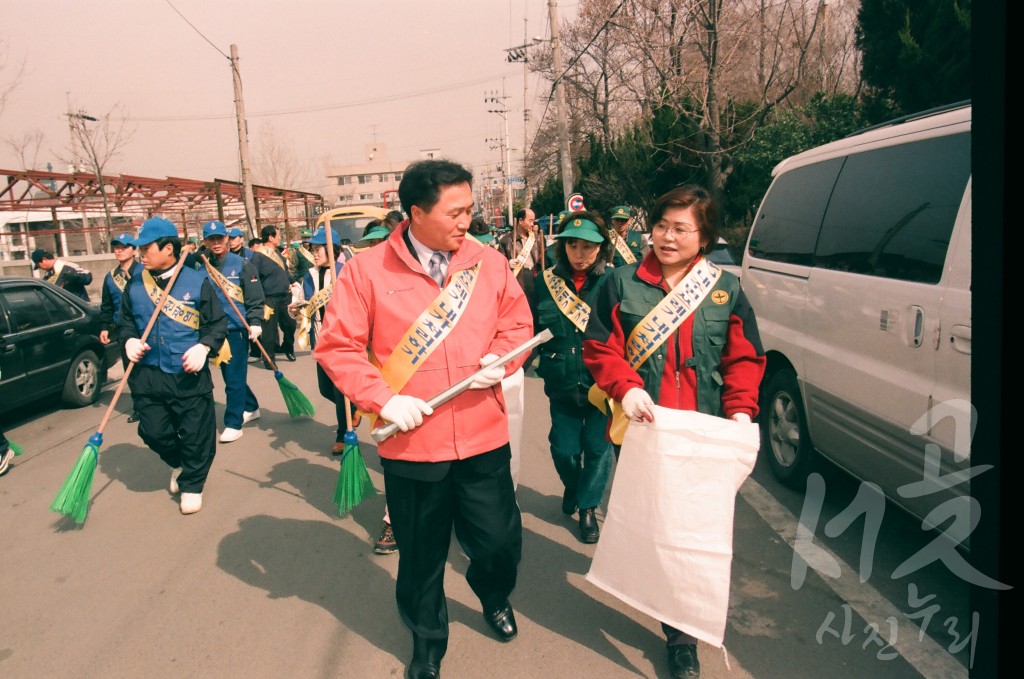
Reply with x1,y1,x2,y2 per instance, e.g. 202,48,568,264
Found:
585,405,759,647
501,367,526,489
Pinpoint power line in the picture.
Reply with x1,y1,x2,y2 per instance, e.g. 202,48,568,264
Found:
122,73,513,122
164,0,229,60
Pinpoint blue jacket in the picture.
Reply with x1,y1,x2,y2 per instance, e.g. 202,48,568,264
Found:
127,267,207,373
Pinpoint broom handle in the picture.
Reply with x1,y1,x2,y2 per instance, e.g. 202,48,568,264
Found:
343,394,353,432
371,328,553,443
96,255,188,434
198,254,276,370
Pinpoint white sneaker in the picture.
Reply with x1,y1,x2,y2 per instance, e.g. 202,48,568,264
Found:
0,449,14,477
180,492,203,515
219,427,243,443
242,409,261,425
169,468,182,494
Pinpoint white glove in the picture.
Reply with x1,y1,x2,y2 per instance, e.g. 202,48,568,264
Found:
509,257,522,269
731,412,752,424
248,325,262,341
468,353,504,389
181,343,211,373
125,338,149,363
380,394,434,432
621,387,655,422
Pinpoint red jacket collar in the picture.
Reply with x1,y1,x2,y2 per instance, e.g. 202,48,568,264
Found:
386,222,487,274
636,251,705,291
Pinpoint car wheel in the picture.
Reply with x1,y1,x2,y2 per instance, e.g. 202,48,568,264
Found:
761,368,815,488
62,349,101,408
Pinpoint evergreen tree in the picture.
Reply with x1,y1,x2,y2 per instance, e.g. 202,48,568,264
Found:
856,0,971,114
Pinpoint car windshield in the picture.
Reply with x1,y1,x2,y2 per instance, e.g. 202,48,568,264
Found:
328,217,379,244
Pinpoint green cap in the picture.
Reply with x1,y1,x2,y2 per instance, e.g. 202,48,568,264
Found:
558,210,572,221
556,217,605,243
361,225,391,242
300,228,313,239
610,205,632,220
476,232,495,244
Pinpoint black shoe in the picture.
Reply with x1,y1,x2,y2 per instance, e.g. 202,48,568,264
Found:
668,644,700,679
407,635,445,679
561,487,577,516
285,352,296,361
579,507,600,544
483,600,518,642
127,412,140,423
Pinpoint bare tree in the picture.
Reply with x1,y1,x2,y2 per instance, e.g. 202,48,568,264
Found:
63,101,136,247
0,40,24,117
251,121,318,193
4,130,45,170
530,0,862,199
250,121,319,241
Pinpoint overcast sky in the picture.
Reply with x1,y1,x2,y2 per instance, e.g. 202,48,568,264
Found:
1,0,575,195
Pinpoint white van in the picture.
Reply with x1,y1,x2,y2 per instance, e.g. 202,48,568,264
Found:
742,102,972,545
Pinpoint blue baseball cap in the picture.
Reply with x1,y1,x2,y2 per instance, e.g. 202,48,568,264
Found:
309,226,341,246
227,227,245,238
134,217,179,246
110,232,136,247
202,220,228,238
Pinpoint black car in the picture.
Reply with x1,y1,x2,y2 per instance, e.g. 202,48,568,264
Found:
0,276,120,415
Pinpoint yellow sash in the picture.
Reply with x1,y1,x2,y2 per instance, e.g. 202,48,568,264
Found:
542,269,590,333
298,247,316,266
306,284,332,318
47,260,66,287
511,232,536,277
142,270,200,330
378,261,482,391
110,265,130,292
263,246,287,271
588,258,721,444
206,264,244,304
612,232,637,265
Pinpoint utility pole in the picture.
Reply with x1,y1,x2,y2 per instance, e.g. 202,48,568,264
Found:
230,44,258,239
548,0,574,202
485,89,514,230
505,33,543,200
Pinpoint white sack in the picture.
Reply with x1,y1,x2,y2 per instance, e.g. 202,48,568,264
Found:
585,405,759,647
501,367,526,489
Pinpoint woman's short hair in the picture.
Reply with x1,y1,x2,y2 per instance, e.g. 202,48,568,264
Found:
649,185,720,252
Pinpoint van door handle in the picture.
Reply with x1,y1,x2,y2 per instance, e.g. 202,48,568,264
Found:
949,324,971,355
909,306,924,347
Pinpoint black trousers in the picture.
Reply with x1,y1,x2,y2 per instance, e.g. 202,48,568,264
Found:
384,444,522,642
263,293,296,361
135,390,217,494
316,363,355,439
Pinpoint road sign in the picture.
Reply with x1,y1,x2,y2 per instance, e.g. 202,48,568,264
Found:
567,193,585,211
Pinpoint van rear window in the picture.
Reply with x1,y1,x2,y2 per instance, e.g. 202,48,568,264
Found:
814,132,970,283
746,158,842,265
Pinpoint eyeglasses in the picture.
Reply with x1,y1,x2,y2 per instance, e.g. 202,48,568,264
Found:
652,223,700,239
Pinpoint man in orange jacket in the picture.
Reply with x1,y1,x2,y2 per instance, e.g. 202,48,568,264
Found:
315,159,533,679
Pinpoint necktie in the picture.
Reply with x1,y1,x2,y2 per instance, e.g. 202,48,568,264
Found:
428,252,447,287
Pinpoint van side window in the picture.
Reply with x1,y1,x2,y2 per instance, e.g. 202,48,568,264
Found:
746,158,841,265
814,132,970,283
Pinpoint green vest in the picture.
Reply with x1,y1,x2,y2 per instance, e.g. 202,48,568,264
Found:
609,264,740,416
534,263,608,402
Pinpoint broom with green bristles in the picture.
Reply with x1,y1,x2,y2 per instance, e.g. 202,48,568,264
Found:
51,255,188,524
200,254,315,418
333,395,376,515
8,440,24,456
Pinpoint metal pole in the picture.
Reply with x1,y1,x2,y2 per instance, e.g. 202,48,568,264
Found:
548,0,573,201
503,111,513,230
230,44,258,240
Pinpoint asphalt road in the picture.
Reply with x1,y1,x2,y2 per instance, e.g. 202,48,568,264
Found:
1,351,978,678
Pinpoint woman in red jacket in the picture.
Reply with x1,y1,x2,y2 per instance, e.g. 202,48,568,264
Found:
582,185,766,679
